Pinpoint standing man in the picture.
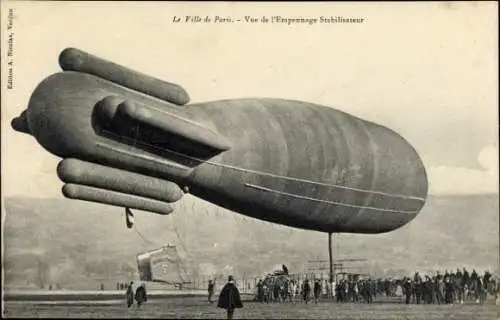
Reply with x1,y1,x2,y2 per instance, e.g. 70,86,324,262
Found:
331,280,336,301
263,282,270,303
208,280,215,304
256,280,264,302
135,283,147,308
413,272,422,304
403,278,412,304
125,281,134,308
217,275,243,320
436,276,445,305
303,279,311,304
313,279,322,304
444,277,454,304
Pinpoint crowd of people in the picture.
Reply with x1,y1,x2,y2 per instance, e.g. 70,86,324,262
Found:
250,266,498,306
119,266,496,320
400,269,496,305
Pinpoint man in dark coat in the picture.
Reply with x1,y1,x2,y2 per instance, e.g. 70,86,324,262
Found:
413,272,422,304
256,280,264,302
273,280,280,302
218,275,243,320
135,284,147,308
403,278,412,304
462,268,470,284
313,279,322,304
483,271,492,289
444,277,454,304
303,279,311,304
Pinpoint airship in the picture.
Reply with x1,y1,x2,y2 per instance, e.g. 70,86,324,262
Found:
11,48,428,235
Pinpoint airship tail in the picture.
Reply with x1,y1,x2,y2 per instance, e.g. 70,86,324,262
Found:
58,159,182,215
62,183,174,215
58,47,190,106
57,158,184,203
93,95,231,159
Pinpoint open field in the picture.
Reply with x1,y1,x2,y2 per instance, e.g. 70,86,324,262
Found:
3,194,499,291
2,290,253,302
2,296,498,319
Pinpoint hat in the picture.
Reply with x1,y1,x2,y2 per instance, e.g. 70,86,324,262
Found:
228,275,234,282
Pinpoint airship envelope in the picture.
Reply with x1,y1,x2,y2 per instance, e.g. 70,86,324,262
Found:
11,48,428,234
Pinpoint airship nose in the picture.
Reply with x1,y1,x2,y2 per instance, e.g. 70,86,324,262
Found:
11,110,31,134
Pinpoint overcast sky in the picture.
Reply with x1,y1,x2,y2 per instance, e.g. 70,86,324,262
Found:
1,1,498,198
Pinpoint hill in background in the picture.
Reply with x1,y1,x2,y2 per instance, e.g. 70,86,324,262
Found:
2,194,498,290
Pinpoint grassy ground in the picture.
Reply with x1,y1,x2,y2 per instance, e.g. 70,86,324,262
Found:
3,296,498,319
